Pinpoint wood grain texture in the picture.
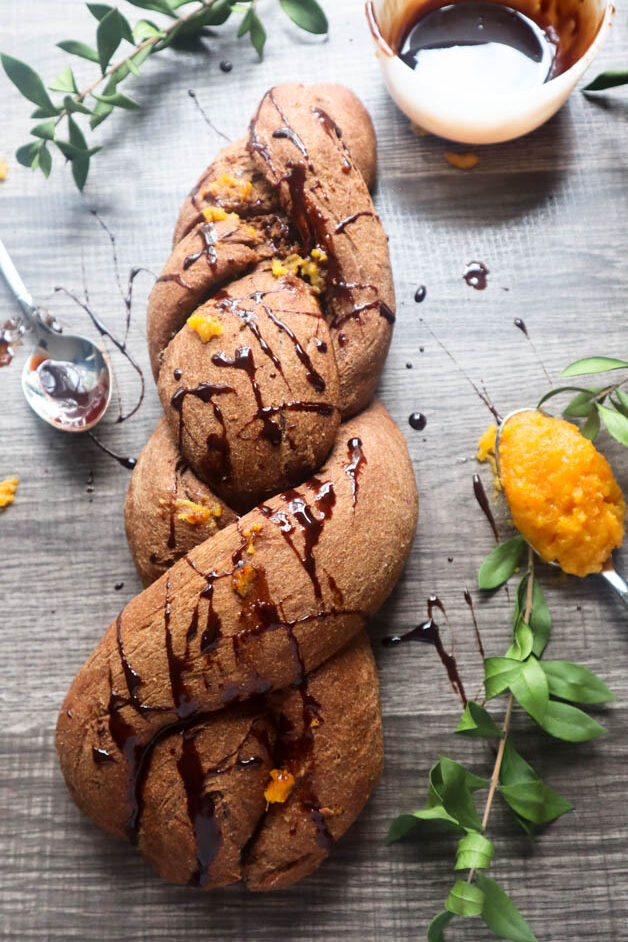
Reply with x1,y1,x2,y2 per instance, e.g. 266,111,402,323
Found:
1,0,628,939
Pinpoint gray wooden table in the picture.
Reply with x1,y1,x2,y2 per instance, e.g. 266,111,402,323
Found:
2,1,628,939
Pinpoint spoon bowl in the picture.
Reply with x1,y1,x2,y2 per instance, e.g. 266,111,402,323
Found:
495,408,628,610
0,237,112,432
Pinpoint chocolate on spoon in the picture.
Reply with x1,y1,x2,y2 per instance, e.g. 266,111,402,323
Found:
0,237,112,432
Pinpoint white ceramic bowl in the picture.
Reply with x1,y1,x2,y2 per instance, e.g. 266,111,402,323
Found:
365,0,614,144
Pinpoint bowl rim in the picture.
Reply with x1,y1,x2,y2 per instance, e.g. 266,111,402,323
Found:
364,0,615,98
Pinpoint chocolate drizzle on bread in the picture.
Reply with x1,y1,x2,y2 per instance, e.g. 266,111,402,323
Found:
56,84,419,892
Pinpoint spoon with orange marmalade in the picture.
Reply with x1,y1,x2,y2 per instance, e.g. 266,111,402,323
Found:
492,409,628,608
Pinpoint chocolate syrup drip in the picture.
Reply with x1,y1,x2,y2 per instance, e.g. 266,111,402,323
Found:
170,382,233,479
311,105,352,173
269,90,314,170
383,617,467,705
514,317,528,336
334,211,375,234
233,565,305,688
87,431,137,469
92,746,114,765
165,459,187,550
187,88,231,143
218,293,326,393
54,282,145,424
212,346,284,445
272,126,311,164
271,680,333,848
183,557,225,655
116,614,145,712
157,272,193,290
177,728,222,887
173,368,183,381
163,580,197,720
330,298,395,330
184,223,219,270
409,412,427,431
463,261,489,290
415,285,427,303
344,437,366,507
473,473,499,542
263,306,326,393
315,338,327,353
464,589,486,658
261,478,336,601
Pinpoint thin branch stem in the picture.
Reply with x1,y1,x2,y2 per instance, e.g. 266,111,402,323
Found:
54,0,219,127
467,545,535,884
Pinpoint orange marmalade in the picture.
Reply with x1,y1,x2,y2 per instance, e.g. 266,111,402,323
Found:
498,410,625,577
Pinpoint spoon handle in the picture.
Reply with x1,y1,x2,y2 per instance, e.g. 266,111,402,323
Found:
0,237,43,328
600,560,628,611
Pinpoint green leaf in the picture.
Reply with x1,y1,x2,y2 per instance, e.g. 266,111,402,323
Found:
597,403,628,446
454,831,494,870
1,53,57,112
72,153,90,190
475,874,538,942
37,142,52,178
87,2,114,19
125,0,176,14
484,657,523,700
429,757,488,831
96,8,124,71
478,535,526,590
456,701,501,739
30,105,62,118
512,576,551,658
427,911,454,942
582,405,601,441
584,69,628,92
445,880,484,917
31,120,56,141
133,18,164,41
541,661,615,705
499,780,572,824
508,656,549,725
562,356,628,377
68,114,88,150
537,385,592,411
615,387,628,415
506,618,534,661
48,65,79,94
537,699,606,741
237,7,267,59
64,96,93,116
563,387,603,418
93,90,141,110
387,805,464,842
57,40,101,63
280,0,328,33
15,141,41,168
89,99,114,129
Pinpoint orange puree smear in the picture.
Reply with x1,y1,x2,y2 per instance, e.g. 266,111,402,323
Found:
499,410,625,577
264,769,295,806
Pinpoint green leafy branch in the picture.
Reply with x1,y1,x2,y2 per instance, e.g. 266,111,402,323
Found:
1,0,327,190
389,543,615,941
538,356,628,445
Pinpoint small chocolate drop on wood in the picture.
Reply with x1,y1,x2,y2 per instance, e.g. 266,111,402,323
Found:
514,317,529,337
409,412,427,431
414,285,427,303
463,261,489,290
220,60,232,73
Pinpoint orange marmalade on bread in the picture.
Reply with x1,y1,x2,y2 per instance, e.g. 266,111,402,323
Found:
498,410,625,577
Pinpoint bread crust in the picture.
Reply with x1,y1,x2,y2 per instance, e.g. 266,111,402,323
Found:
58,84,417,893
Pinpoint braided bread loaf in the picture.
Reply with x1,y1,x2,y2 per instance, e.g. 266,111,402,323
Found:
56,84,418,891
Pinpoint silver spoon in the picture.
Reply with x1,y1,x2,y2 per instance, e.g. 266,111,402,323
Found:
496,408,628,610
0,237,112,432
